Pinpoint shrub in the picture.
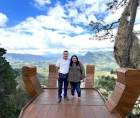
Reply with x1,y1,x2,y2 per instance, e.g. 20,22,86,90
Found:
0,48,17,118
0,48,30,118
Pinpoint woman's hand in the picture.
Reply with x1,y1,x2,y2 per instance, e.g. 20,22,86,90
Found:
81,78,86,82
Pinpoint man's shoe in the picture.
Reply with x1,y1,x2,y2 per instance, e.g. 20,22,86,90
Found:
58,98,62,103
64,96,69,101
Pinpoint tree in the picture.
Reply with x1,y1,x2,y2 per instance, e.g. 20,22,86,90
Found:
114,0,140,68
90,0,140,68
0,48,17,118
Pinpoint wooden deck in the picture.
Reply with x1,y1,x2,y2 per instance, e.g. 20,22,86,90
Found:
21,66,140,118
20,89,119,118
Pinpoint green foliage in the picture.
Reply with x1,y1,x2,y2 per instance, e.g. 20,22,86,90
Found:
0,48,17,118
0,96,17,118
95,73,116,98
15,75,31,113
37,67,48,85
0,48,31,118
128,96,140,118
0,48,6,56
110,69,117,74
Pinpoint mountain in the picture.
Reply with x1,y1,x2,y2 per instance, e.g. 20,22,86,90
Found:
79,51,115,63
5,53,59,62
5,51,114,63
5,51,118,71
79,51,118,71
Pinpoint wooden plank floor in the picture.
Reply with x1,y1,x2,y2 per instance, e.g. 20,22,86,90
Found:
21,89,119,118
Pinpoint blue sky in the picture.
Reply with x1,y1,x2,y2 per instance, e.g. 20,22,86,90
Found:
0,0,140,55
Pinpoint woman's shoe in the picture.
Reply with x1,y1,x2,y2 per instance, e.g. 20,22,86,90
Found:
77,97,81,101
58,98,62,103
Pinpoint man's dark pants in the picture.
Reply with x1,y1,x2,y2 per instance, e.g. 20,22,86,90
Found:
58,73,68,99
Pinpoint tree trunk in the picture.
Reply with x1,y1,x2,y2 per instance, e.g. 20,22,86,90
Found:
120,0,139,68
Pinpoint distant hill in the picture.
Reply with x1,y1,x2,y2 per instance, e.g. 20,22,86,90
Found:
5,53,59,62
78,51,117,71
79,51,115,64
5,51,115,63
5,51,118,71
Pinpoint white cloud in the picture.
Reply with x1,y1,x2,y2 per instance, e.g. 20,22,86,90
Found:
64,0,108,26
34,0,51,6
79,0,108,4
0,13,85,55
73,13,88,25
104,2,140,24
104,7,125,24
135,7,140,23
48,3,66,18
68,9,78,17
0,13,8,27
134,23,140,32
69,34,113,49
85,1,107,13
0,28,48,50
1,0,140,55
0,18,113,55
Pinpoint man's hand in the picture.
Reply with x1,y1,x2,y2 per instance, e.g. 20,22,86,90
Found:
56,73,59,79
56,67,59,79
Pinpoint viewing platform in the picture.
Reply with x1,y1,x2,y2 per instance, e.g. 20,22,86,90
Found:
19,65,140,118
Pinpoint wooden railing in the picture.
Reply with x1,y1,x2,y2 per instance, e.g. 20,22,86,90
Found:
105,68,140,118
22,66,43,97
47,64,95,88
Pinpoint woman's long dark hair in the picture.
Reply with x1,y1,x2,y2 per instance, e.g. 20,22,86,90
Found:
70,55,80,67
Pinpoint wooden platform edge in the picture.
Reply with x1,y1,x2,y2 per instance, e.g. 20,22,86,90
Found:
95,88,106,102
95,88,122,118
19,95,38,118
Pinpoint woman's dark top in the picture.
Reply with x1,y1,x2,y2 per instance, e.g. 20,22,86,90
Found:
68,62,85,82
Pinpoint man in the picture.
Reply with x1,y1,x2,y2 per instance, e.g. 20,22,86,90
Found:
56,50,70,103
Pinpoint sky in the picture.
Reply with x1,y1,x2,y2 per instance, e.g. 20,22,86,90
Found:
0,0,140,55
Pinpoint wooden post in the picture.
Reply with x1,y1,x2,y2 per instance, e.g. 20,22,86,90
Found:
105,68,140,118
85,65,95,88
47,64,57,88
22,66,43,97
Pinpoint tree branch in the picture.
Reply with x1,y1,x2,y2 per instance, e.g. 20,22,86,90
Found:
89,20,119,40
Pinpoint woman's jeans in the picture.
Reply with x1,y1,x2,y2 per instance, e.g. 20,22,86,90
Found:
58,73,68,99
70,82,81,97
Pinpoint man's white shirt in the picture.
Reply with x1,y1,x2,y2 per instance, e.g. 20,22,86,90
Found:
56,58,70,74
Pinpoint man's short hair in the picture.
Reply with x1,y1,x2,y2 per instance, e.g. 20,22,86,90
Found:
63,50,68,53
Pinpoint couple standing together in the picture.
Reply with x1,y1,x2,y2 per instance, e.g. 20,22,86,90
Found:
56,50,85,103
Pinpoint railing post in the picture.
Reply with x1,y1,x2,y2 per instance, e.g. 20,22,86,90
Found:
85,65,95,88
47,64,57,88
105,68,140,118
22,66,43,97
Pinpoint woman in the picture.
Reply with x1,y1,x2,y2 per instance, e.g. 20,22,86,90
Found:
68,55,85,100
